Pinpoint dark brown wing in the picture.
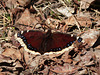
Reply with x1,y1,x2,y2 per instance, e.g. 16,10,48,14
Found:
17,30,44,52
45,32,76,52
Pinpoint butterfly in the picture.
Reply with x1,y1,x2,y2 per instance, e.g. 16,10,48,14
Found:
15,30,82,55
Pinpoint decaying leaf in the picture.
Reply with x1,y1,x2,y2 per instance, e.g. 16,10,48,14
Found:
81,29,100,47
2,48,21,60
5,0,18,9
17,0,31,7
46,18,62,29
14,61,23,70
16,8,41,27
57,6,74,17
0,0,100,74
79,0,95,9
64,16,92,27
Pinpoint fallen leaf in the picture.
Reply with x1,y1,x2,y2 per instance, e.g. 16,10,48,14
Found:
0,54,15,63
2,48,21,60
78,69,88,75
14,61,23,70
17,0,31,7
81,29,100,47
16,8,40,27
5,0,18,9
80,51,95,66
46,18,62,29
64,16,92,27
61,52,72,63
79,0,95,9
57,6,74,17
93,49,100,59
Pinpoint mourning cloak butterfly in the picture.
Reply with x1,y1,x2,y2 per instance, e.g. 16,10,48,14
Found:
15,30,82,55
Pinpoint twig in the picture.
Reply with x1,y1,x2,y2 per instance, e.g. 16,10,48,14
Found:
91,8,100,14
33,5,40,15
0,3,7,14
3,13,6,26
58,0,81,32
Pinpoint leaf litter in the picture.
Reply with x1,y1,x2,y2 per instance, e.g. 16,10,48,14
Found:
0,0,100,74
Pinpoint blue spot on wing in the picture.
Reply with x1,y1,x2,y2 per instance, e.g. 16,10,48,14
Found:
17,33,22,37
27,44,34,50
77,37,82,43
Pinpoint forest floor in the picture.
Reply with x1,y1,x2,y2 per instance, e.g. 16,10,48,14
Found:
0,0,100,75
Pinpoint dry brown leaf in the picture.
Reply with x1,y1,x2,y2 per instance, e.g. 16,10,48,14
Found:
5,0,18,9
20,69,33,75
50,64,76,74
61,52,72,63
24,51,30,64
2,48,16,57
39,65,49,75
7,30,15,37
0,68,2,72
80,0,95,9
6,0,31,9
0,44,4,54
23,50,36,65
96,20,100,29
16,8,40,26
16,8,31,25
57,6,74,17
30,56,41,67
17,0,31,7
0,54,15,63
0,72,14,75
14,61,23,70
0,55,18,74
14,50,22,60
1,42,17,49
81,29,100,47
93,49,100,59
2,48,21,60
80,51,95,66
46,18,62,29
64,16,92,27
96,20,100,25
22,47,41,66
78,69,88,75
